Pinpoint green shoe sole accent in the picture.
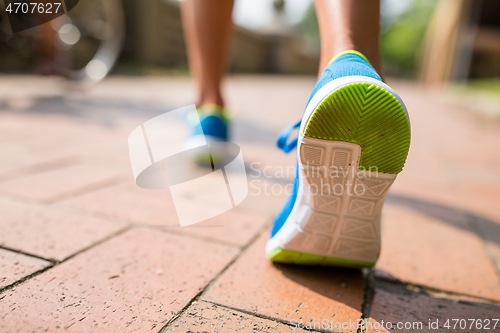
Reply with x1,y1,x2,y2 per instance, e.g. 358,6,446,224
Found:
328,50,373,66
303,82,411,174
268,248,376,268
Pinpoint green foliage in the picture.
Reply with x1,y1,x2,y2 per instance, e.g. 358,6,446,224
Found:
466,79,500,96
295,3,320,46
296,0,438,78
381,0,437,77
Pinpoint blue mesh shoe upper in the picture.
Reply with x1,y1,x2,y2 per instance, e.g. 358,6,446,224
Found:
190,105,229,141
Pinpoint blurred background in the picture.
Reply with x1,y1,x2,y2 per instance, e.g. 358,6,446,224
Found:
0,0,499,89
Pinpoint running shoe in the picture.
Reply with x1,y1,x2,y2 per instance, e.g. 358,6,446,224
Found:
266,50,411,268
186,104,230,165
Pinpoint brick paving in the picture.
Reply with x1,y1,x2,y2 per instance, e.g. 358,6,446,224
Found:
367,288,500,333
0,75,499,332
375,206,500,300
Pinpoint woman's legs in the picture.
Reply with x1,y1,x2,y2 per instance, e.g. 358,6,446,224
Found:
314,0,383,78
181,0,382,106
181,0,234,109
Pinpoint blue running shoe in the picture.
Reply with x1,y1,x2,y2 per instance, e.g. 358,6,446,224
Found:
266,50,411,268
186,104,230,164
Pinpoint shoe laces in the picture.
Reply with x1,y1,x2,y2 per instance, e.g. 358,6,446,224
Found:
276,119,301,153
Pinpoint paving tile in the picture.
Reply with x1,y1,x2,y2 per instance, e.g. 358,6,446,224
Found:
203,233,366,333
164,300,306,332
0,249,51,289
486,242,500,277
226,76,311,131
390,181,500,233
159,209,271,248
236,177,290,216
63,181,271,248
229,140,295,217
465,209,500,277
367,288,500,333
0,199,125,261
0,164,125,202
385,189,500,274
388,82,500,225
0,142,77,181
0,228,240,333
0,112,129,179
61,182,178,226
375,205,500,301
0,112,83,142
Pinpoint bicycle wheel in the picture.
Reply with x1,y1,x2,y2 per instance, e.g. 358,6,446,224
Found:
55,0,125,85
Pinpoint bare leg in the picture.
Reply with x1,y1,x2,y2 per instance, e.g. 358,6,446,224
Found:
314,0,383,79
181,0,234,109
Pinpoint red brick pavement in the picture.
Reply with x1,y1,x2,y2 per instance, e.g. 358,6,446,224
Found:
0,76,499,332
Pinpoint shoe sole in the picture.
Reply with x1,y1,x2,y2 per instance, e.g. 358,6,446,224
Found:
266,76,411,268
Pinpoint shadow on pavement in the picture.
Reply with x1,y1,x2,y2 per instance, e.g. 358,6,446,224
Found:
387,194,500,246
368,281,500,330
0,95,280,145
273,262,366,311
